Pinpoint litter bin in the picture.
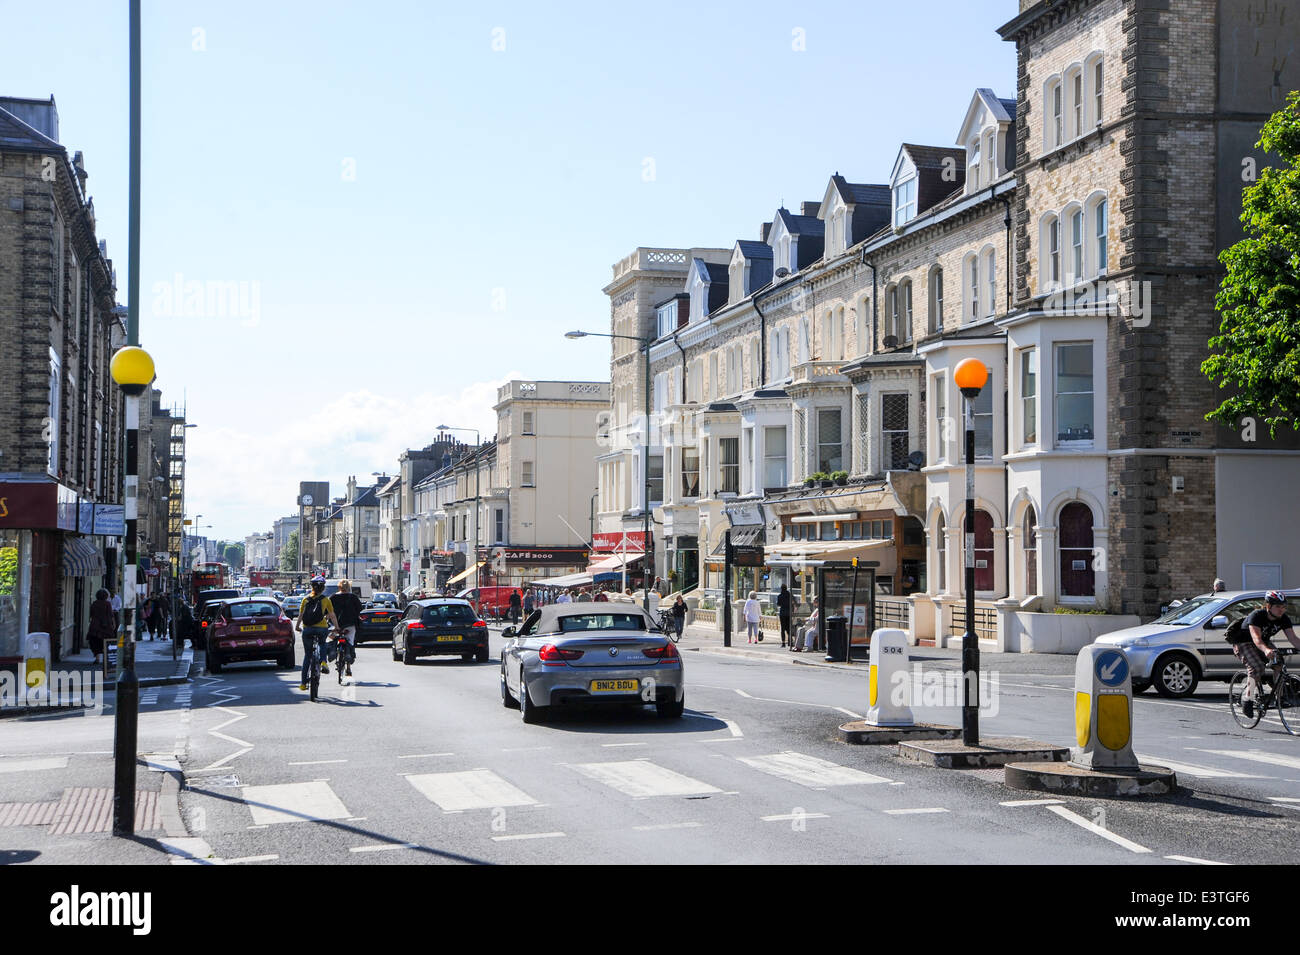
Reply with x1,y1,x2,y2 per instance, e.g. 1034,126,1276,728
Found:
825,615,848,662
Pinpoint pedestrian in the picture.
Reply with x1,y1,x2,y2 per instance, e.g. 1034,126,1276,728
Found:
331,579,363,678
577,588,593,603
149,595,168,642
593,586,609,603
556,589,573,605
1213,578,1226,593
744,591,762,643
670,594,687,641
138,596,154,640
509,588,522,624
777,584,796,647
87,588,115,665
794,598,821,653
109,590,123,635
523,587,534,615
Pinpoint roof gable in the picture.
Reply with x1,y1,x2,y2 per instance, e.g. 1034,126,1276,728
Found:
956,88,1014,147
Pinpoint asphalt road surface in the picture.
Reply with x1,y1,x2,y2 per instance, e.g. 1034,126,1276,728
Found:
161,631,1300,865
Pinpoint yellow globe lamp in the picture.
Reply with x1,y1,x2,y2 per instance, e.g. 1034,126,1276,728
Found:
110,346,156,396
954,358,988,398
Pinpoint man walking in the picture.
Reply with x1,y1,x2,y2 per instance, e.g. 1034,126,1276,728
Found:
777,584,795,647
509,588,522,624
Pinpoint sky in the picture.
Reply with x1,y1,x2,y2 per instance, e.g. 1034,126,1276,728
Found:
5,0,1017,543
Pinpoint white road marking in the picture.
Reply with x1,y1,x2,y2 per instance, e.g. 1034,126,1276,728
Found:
1000,798,1064,807
761,812,830,822
1046,805,1150,854
883,807,950,815
699,738,742,743
227,854,279,864
491,831,566,842
405,769,538,811
349,843,418,853
0,756,69,773
500,746,552,752
633,822,704,831
159,837,221,865
569,760,722,798
398,753,454,759
247,825,269,830
242,780,351,826
723,719,743,738
141,754,181,773
730,687,860,719
1134,754,1266,779
737,752,892,788
288,759,347,766
200,679,253,771
1194,748,1300,771
602,742,646,748
1166,855,1228,866
1269,796,1300,802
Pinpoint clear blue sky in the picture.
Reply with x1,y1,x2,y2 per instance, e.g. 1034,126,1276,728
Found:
6,0,1017,543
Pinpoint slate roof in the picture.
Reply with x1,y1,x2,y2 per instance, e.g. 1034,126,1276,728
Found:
901,143,966,172
831,177,891,208
735,240,773,259
775,208,825,236
0,102,61,152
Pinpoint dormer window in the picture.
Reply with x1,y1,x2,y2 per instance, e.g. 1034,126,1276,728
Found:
893,177,917,228
967,139,981,190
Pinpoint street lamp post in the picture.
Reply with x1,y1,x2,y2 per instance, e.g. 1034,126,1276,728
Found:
566,330,653,612
954,358,989,747
437,425,481,615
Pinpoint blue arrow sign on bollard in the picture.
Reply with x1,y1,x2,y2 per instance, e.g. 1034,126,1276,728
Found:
1095,649,1129,688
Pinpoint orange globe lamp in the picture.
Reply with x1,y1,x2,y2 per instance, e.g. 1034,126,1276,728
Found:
954,358,988,397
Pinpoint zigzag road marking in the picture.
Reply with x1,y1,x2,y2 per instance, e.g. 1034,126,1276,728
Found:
199,676,253,771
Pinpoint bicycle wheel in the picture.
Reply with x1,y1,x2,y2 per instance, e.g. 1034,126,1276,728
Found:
309,641,320,702
1229,670,1262,729
1275,674,1300,735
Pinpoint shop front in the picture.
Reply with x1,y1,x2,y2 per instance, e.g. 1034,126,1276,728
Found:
490,546,591,590
590,530,649,591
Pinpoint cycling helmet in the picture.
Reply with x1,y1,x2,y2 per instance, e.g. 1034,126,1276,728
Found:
1265,590,1286,606
310,575,326,588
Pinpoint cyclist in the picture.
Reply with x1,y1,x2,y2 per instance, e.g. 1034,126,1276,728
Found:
295,576,340,691
331,579,363,678
1238,590,1300,717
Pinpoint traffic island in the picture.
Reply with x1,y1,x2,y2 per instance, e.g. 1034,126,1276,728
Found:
898,736,1070,768
838,720,961,745
1004,760,1177,796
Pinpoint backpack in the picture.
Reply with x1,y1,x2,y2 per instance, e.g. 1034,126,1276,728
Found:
302,596,326,627
1223,617,1250,644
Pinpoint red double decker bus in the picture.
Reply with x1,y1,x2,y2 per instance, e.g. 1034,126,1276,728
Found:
191,562,228,603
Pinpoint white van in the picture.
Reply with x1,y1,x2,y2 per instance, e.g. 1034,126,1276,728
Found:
323,578,372,602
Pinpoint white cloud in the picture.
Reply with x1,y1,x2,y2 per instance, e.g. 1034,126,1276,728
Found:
187,374,519,541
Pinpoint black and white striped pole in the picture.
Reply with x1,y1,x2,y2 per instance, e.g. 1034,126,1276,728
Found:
110,0,150,838
953,358,988,747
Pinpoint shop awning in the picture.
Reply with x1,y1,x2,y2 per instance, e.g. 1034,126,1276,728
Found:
589,552,642,582
62,537,105,577
446,560,485,586
709,524,765,557
763,538,893,564
401,584,425,598
534,572,594,589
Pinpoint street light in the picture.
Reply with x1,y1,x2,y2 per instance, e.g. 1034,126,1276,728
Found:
566,329,653,612
437,424,482,613
954,357,989,747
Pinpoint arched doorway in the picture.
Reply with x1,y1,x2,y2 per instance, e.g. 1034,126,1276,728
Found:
1059,502,1095,597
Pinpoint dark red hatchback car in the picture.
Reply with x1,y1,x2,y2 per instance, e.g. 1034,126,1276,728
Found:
206,598,296,674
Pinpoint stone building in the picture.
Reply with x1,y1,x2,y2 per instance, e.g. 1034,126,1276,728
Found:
0,95,126,662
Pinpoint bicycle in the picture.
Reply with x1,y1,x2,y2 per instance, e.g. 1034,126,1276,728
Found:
333,629,356,685
656,609,682,643
301,628,337,702
1228,654,1300,734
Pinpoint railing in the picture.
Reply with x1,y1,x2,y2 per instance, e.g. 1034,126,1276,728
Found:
873,596,910,632
693,609,717,625
791,360,848,384
612,248,691,280
950,602,998,642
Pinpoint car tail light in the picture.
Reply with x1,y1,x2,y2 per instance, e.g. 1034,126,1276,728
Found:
200,620,209,630
407,621,425,630
539,644,583,666
472,620,486,629
643,643,679,661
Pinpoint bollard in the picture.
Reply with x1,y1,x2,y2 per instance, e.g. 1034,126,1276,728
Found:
22,632,51,694
865,628,913,726
1071,644,1138,771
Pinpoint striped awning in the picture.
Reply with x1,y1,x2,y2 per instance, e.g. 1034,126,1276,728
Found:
62,537,106,577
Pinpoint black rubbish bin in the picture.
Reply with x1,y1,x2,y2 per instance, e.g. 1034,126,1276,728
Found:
825,615,848,662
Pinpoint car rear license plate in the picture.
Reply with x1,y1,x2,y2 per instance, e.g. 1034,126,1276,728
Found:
590,679,639,693
240,625,267,632
436,634,462,642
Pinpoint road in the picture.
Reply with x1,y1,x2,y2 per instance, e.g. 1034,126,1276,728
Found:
159,630,1300,865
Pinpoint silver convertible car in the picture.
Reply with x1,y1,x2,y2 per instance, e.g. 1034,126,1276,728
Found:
500,604,685,722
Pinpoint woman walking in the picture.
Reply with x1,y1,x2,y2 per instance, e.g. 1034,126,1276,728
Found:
87,589,116,665
670,594,687,641
744,591,762,643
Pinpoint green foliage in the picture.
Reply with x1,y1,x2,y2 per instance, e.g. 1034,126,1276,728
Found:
223,542,244,570
279,531,299,572
1203,91,1300,437
0,547,17,596
807,472,828,484
1052,606,1109,615
831,470,849,482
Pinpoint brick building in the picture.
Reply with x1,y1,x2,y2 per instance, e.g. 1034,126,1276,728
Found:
0,95,127,663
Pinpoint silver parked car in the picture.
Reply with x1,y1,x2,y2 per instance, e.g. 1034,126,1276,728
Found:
500,604,685,723
1095,589,1300,698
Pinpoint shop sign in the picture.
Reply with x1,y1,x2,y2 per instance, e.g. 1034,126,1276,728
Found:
593,531,646,551
500,547,589,566
0,482,58,529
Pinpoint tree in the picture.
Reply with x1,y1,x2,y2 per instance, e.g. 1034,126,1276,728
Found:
1203,91,1300,437
280,531,299,572
224,542,245,570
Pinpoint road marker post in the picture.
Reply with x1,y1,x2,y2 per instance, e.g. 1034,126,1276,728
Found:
1071,644,1138,771
865,628,913,726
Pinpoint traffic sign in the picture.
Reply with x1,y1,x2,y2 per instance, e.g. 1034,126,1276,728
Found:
1095,649,1128,687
